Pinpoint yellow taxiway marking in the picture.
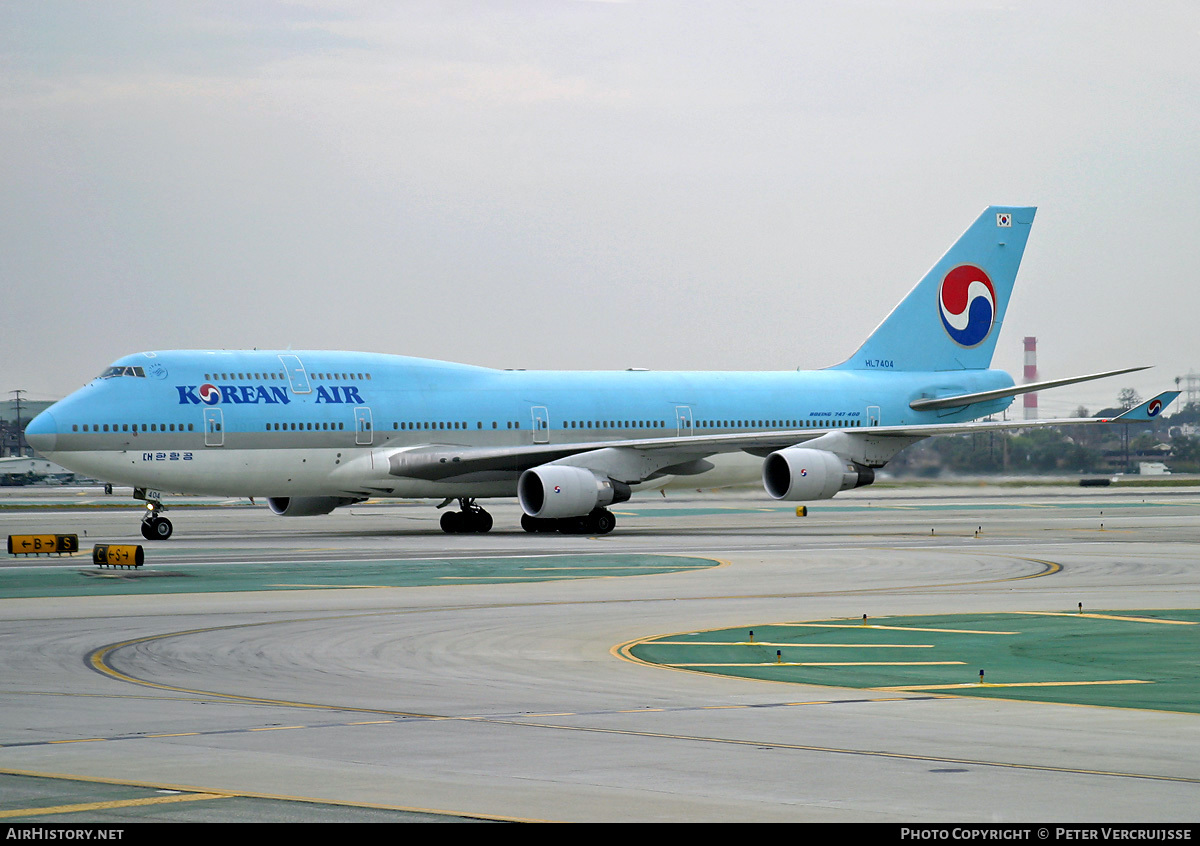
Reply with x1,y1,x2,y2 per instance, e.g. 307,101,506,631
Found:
249,725,305,732
778,623,1019,635
649,641,934,648
878,679,1151,691
0,766,546,823
47,738,104,744
1012,611,1196,625
0,792,227,819
522,565,712,570
672,661,966,667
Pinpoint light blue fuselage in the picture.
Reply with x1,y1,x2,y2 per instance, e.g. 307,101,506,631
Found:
27,348,1013,497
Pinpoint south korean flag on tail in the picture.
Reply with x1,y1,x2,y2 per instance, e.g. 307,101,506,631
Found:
996,213,1012,227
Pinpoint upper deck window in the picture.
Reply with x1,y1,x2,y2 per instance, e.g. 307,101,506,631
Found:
98,366,146,379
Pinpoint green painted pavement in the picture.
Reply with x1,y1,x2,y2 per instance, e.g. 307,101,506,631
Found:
0,554,718,598
628,610,1200,713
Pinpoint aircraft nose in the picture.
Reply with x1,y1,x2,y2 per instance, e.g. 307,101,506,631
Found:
24,410,58,454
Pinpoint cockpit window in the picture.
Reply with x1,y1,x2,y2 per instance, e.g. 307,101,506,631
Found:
98,366,146,379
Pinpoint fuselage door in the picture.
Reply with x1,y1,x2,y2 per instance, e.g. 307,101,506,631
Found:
867,405,881,427
203,408,224,447
354,406,373,445
675,406,694,436
278,354,312,395
531,406,550,444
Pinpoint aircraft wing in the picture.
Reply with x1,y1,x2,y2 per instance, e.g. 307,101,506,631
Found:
381,390,1180,486
908,366,1150,411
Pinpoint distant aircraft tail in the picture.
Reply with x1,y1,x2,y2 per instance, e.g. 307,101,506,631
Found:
830,206,1036,372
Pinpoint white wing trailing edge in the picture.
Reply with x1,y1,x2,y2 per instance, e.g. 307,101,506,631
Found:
908,366,1151,411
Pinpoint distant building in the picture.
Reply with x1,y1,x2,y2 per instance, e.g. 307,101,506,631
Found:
1,398,57,457
0,455,80,485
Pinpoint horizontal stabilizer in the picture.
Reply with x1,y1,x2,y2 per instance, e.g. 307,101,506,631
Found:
908,366,1151,411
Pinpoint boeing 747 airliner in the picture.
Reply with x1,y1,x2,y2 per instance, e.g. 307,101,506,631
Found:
24,206,1174,539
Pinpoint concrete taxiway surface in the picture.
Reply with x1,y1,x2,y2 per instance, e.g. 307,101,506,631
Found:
1,483,1199,822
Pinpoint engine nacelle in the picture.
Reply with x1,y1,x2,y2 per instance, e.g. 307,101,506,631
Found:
266,496,362,517
762,448,875,501
518,466,631,519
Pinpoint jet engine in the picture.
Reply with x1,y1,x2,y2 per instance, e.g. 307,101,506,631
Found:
266,496,362,517
761,448,875,501
517,466,631,519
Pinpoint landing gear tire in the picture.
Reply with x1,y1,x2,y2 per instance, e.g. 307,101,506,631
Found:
141,516,173,540
522,509,616,535
440,510,463,534
467,509,493,533
588,508,616,535
521,514,549,533
440,500,493,534
561,509,616,535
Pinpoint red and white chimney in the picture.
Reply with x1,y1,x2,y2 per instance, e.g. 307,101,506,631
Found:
1023,336,1038,420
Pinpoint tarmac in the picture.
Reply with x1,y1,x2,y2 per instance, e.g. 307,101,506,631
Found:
1,482,1199,822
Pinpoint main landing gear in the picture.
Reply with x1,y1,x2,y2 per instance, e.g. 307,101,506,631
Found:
439,498,494,534
140,501,173,540
521,508,616,535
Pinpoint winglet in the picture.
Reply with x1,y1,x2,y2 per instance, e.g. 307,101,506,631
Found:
1110,391,1181,422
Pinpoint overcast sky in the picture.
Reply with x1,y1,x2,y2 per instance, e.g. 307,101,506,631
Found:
2,1,1197,416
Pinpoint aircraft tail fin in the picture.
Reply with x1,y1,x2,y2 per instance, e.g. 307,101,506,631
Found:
830,206,1036,372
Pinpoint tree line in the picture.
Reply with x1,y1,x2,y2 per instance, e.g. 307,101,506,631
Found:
888,393,1200,476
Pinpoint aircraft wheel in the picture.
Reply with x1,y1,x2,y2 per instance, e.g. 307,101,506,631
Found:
521,514,557,533
589,509,616,535
143,517,173,540
558,516,590,534
468,509,493,533
440,511,462,534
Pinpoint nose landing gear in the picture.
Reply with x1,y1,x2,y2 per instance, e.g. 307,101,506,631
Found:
134,489,173,540
141,513,173,540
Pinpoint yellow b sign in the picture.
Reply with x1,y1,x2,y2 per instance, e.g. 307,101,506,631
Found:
7,535,79,556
